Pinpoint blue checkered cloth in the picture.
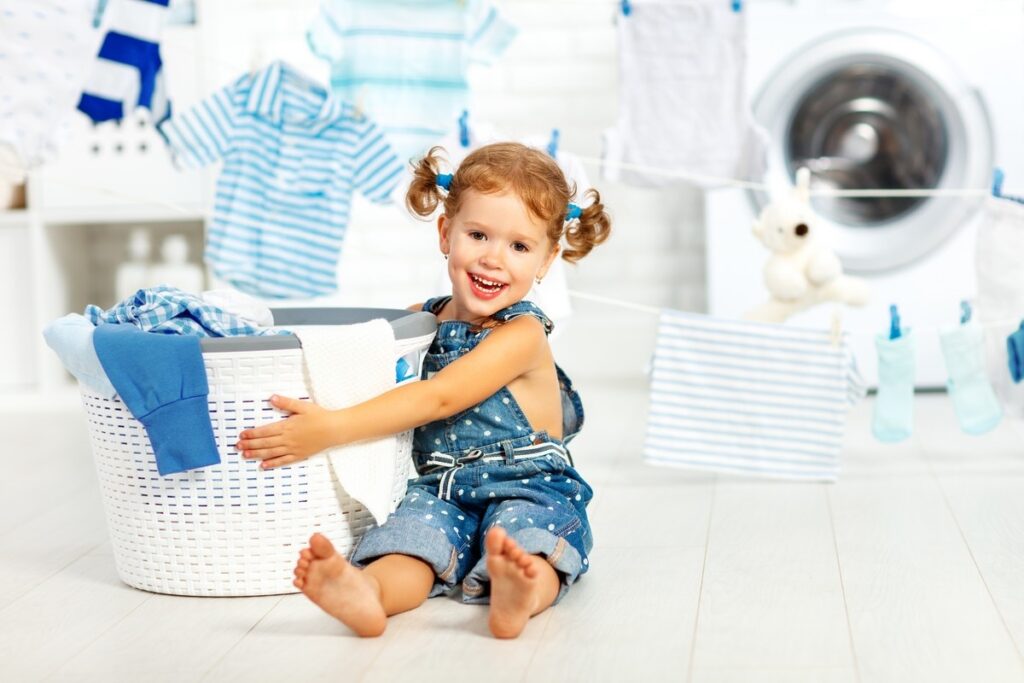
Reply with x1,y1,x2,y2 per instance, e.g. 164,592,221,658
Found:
84,286,286,337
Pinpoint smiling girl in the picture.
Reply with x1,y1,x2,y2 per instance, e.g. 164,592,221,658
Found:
236,142,611,638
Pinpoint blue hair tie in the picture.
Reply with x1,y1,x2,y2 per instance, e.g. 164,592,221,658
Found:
565,203,582,221
436,173,453,191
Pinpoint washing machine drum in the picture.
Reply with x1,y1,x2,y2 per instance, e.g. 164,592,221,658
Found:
753,30,992,273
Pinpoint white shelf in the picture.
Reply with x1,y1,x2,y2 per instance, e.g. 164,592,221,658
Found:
0,210,30,227
40,205,206,226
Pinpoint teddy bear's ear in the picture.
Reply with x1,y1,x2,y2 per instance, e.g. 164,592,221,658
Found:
794,167,811,205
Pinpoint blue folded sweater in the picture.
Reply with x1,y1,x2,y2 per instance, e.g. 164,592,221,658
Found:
93,324,220,475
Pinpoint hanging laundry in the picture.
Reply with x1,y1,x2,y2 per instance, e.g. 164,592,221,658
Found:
307,0,516,161
939,316,1002,436
84,285,283,336
603,0,767,187
78,0,171,124
93,323,219,476
0,0,104,181
1008,322,1024,383
976,174,1024,416
159,62,404,299
872,307,915,443
644,309,865,482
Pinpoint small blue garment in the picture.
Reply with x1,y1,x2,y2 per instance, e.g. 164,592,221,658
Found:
940,321,1002,435
872,332,915,443
1008,322,1024,383
42,314,117,398
93,324,219,476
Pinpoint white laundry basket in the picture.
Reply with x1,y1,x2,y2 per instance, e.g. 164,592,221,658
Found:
80,308,436,597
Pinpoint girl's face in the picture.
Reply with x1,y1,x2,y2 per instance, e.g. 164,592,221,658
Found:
438,189,559,325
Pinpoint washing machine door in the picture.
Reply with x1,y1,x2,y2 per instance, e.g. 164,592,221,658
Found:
751,29,992,273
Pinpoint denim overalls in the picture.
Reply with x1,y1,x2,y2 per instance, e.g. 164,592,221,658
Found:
351,297,594,603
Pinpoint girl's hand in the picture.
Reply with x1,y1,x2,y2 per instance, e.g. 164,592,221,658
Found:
235,395,336,470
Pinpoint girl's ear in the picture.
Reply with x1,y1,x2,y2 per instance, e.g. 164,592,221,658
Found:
437,214,451,256
537,243,560,280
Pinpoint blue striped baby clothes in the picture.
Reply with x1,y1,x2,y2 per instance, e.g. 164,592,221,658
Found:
84,285,282,337
308,0,516,161
159,61,404,299
0,0,104,180
644,310,865,482
78,0,171,124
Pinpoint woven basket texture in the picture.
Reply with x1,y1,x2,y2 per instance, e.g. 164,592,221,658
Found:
80,340,428,597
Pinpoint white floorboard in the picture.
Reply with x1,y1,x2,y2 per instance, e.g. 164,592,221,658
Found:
2,384,1024,681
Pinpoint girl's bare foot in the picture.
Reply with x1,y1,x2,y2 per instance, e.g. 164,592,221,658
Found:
485,527,558,639
293,533,387,637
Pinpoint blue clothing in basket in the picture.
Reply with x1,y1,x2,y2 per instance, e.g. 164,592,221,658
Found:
85,285,280,337
351,297,593,604
93,324,219,476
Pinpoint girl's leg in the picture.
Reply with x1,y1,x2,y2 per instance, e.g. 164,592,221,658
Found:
294,533,434,637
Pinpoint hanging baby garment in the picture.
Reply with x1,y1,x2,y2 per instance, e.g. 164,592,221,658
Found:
603,0,766,187
975,190,1024,417
644,309,865,482
0,0,103,181
78,0,171,124
307,0,516,162
159,61,404,299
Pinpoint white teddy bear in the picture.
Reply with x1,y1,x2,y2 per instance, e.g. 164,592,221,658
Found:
745,167,870,323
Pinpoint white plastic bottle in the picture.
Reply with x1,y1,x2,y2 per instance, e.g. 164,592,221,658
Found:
150,234,204,294
115,228,153,300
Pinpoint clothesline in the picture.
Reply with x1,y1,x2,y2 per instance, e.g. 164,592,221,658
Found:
567,289,1024,337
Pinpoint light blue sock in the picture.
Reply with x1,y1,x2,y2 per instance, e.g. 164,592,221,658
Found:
940,322,1002,435
873,331,915,443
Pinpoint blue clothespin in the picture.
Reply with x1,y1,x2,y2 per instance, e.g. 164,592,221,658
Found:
547,129,560,158
993,167,1005,198
731,0,742,12
888,304,901,340
960,300,972,325
621,0,632,16
458,110,470,148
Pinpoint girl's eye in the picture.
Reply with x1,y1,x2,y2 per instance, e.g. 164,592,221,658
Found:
512,242,529,253
469,231,486,240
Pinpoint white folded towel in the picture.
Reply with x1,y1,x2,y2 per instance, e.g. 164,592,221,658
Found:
295,319,399,525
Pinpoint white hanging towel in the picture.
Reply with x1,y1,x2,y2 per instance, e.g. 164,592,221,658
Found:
603,0,767,187
975,195,1024,417
644,309,865,482
295,319,400,525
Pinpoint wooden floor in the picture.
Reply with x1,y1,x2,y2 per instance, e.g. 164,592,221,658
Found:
2,381,1024,682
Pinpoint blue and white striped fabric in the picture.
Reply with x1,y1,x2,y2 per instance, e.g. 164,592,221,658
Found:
78,0,171,124
644,310,866,482
307,0,516,161
159,61,404,299
85,285,284,337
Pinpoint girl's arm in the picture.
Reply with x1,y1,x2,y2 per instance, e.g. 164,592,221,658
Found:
236,315,548,469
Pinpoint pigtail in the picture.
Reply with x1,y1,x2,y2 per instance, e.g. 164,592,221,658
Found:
562,188,612,263
405,146,448,218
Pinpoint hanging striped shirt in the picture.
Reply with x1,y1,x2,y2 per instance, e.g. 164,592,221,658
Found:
644,309,866,482
159,61,404,299
79,0,171,124
307,0,516,161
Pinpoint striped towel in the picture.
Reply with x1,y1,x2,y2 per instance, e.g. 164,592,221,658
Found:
644,309,865,482
78,0,171,124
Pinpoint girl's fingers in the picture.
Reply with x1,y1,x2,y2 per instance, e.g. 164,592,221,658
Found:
237,436,283,451
238,424,284,440
243,446,290,460
261,455,297,470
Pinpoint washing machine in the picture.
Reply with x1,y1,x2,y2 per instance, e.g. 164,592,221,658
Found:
706,0,1024,387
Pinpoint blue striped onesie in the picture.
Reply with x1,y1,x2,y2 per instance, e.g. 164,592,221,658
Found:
159,61,404,299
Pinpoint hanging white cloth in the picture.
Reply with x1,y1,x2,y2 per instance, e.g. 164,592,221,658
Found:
603,0,767,187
